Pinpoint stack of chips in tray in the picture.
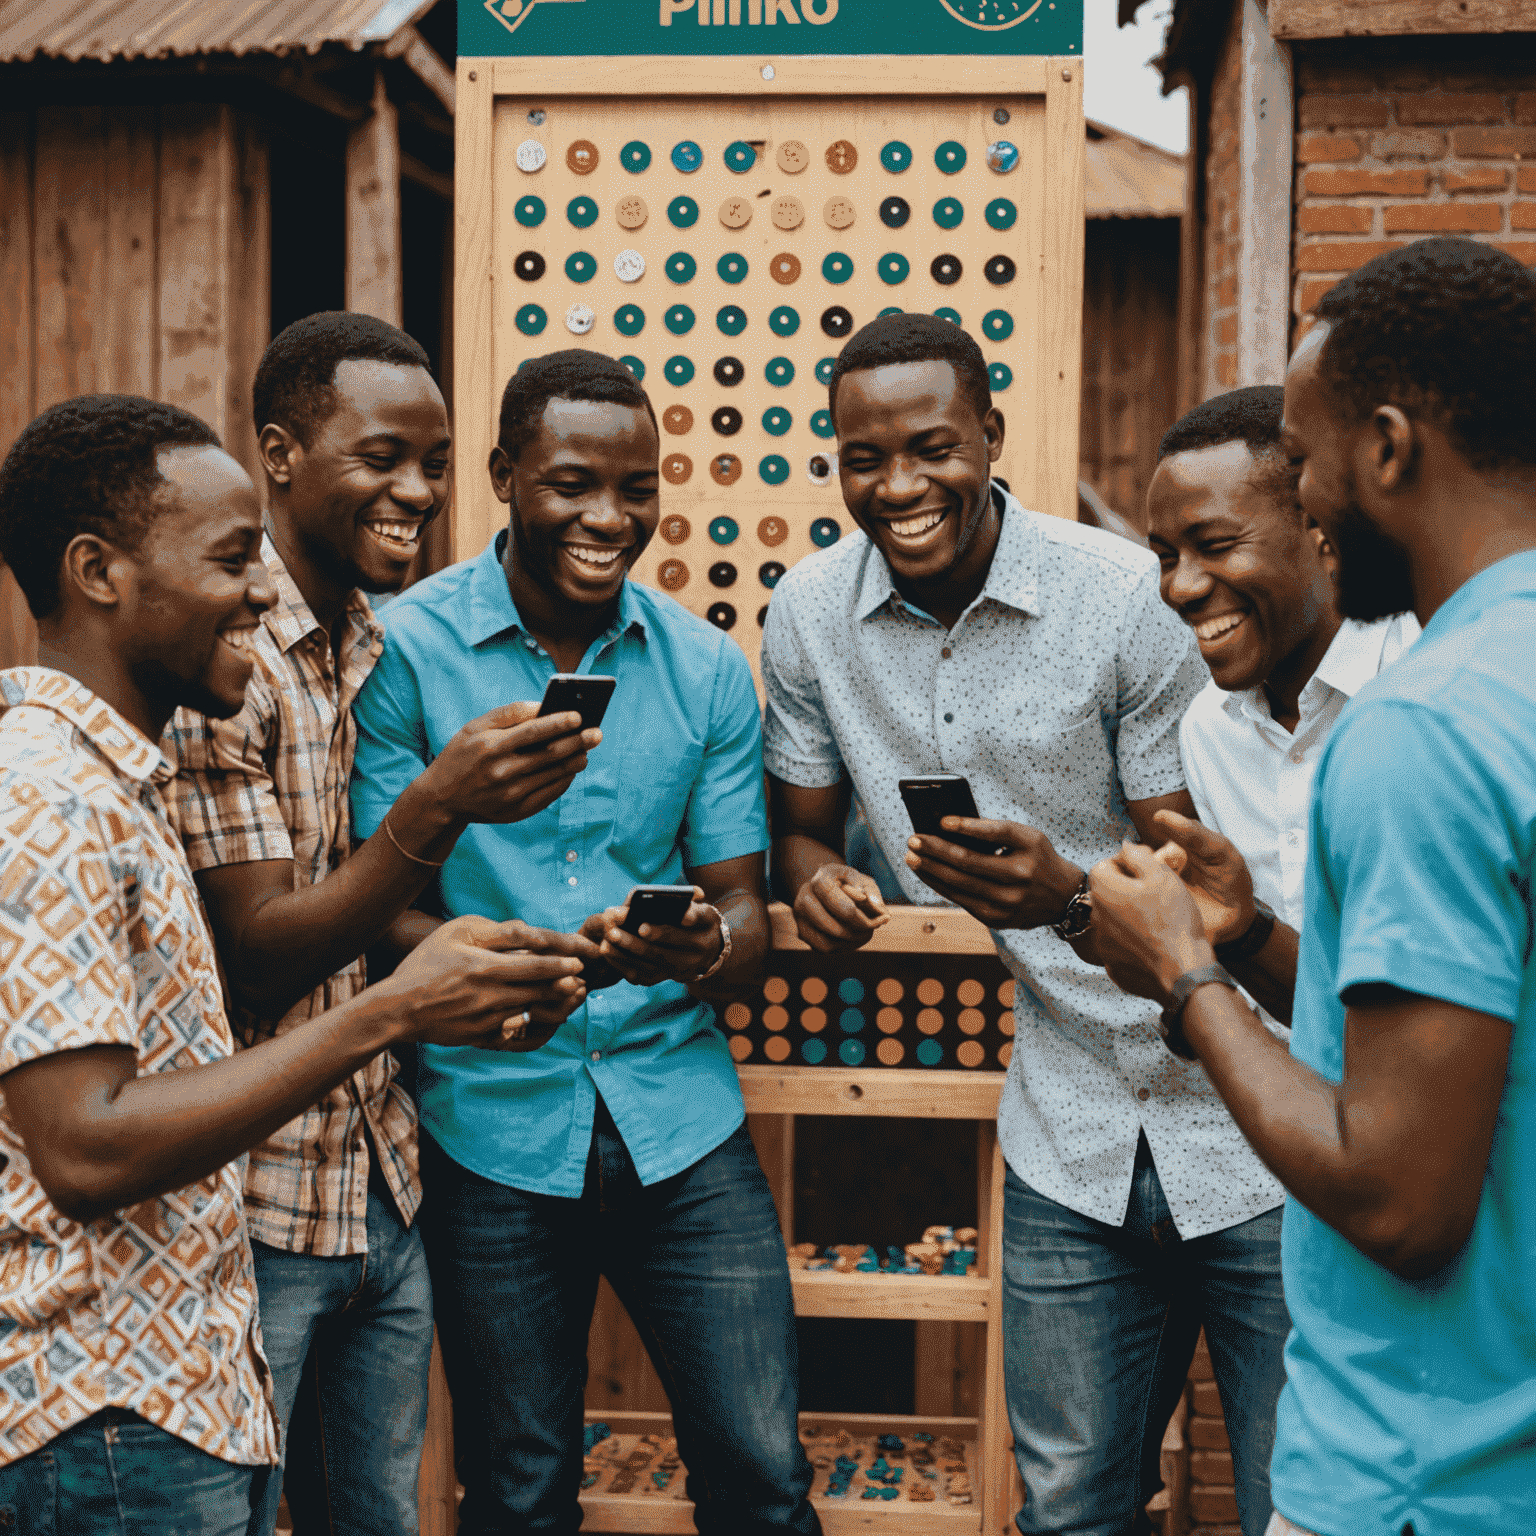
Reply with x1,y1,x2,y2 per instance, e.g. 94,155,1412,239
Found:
786,1224,979,1276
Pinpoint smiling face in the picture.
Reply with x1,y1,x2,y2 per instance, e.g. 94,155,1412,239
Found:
267,358,451,594
1148,439,1338,694
833,359,1003,591
492,396,660,613
123,445,275,720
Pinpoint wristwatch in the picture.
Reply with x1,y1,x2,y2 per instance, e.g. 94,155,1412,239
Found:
1051,874,1093,942
1159,962,1239,1060
692,909,732,982
1216,900,1276,965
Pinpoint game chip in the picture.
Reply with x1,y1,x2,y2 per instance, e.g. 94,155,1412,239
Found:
708,562,738,587
985,253,1017,285
664,355,696,385
987,139,1019,173
515,304,547,335
657,559,689,591
620,140,652,173
565,251,597,282
670,140,703,173
770,254,802,286
770,197,805,232
667,196,699,228
706,602,737,629
614,249,646,282
708,516,739,544
567,196,597,227
878,253,910,285
665,304,696,335
880,196,910,228
985,197,1017,230
662,454,692,485
930,254,963,285
769,305,800,335
713,356,744,386
711,406,743,435
934,139,966,174
616,195,648,230
983,309,1013,341
935,306,962,324
614,304,645,335
933,196,964,229
760,560,787,586
564,302,594,334
822,252,853,284
660,513,692,542
662,405,693,435
776,139,809,174
820,307,852,337
765,356,795,386
515,195,546,227
810,409,835,438
815,356,837,384
825,139,858,174
515,139,546,173
619,355,644,380
665,252,697,284
762,406,792,436
514,251,545,281
879,140,912,173
724,140,757,173
824,196,856,230
717,304,747,335
758,516,788,546
810,517,842,547
711,454,742,486
988,362,1014,391
759,454,790,484
719,196,753,229
717,252,749,284
566,139,598,174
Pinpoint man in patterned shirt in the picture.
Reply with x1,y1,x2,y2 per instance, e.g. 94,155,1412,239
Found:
0,394,587,1532
163,314,603,1534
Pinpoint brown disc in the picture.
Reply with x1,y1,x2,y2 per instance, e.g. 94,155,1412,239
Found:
657,559,689,591
729,1034,752,1062
823,195,856,230
825,138,858,174
764,1034,790,1063
662,404,693,436
718,195,753,229
769,252,802,285
710,453,742,486
660,513,692,544
757,515,788,546
776,139,809,174
877,1037,906,1066
770,196,804,232
800,975,828,1003
565,139,599,175
661,454,693,486
615,194,648,230
957,1040,986,1069
764,975,790,1003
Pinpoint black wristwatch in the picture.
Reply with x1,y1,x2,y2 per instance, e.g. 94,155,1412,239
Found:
1159,962,1239,1060
1216,900,1277,965
1051,874,1093,942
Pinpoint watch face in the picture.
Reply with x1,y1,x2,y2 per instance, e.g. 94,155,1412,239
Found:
937,0,1043,30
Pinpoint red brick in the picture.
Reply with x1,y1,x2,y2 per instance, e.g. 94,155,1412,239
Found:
1453,127,1536,159
1384,202,1503,232
1395,92,1509,125
1190,1380,1223,1416
1298,203,1374,233
1296,238,1406,272
1189,1415,1230,1451
1191,1450,1234,1484
1490,240,1536,265
1192,1488,1241,1524
1304,167,1430,196
1443,167,1510,192
1215,353,1238,386
1512,203,1536,229
1296,277,1338,314
1375,129,1447,159
1519,167,1536,192
1215,273,1238,308
1296,132,1362,164
1216,314,1239,346
1298,94,1390,128
1516,92,1536,125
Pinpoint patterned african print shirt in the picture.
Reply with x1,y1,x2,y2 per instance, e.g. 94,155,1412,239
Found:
163,537,418,1258
0,668,278,1467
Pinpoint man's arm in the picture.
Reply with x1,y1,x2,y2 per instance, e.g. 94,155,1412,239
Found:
769,774,888,951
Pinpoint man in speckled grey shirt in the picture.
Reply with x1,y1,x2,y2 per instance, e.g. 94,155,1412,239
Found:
763,314,1288,1536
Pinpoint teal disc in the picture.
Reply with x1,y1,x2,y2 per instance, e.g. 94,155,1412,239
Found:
810,517,841,547
815,357,837,386
934,140,967,175
821,252,854,285
838,1038,866,1065
716,304,747,336
670,140,703,174
879,305,903,317
667,196,699,228
988,361,1014,391
762,406,792,436
620,140,652,173
619,355,645,381
986,197,1018,231
769,305,800,337
716,252,749,285
810,409,834,439
759,454,790,485
933,197,964,230
515,304,547,336
664,304,695,335
878,252,910,285
724,140,756,173
764,356,795,387
515,195,546,227
802,1037,828,1064
665,251,697,284
664,355,695,386
934,307,962,326
709,516,740,545
839,1006,864,1033
916,1038,943,1067
879,140,912,173
982,309,1014,342
614,304,645,337
564,251,596,283
567,196,598,228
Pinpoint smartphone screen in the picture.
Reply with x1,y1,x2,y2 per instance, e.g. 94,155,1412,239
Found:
537,674,616,732
898,774,1003,856
620,885,696,935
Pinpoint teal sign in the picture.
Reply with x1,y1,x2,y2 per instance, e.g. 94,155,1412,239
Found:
462,0,1081,57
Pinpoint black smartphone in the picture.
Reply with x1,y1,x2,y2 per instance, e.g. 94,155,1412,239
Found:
898,774,1005,856
537,674,616,731
620,884,696,935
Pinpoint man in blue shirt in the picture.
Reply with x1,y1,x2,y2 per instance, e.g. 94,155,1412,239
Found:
350,349,817,1535
1087,237,1536,1536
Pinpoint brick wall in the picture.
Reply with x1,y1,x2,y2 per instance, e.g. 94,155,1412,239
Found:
1201,3,1246,393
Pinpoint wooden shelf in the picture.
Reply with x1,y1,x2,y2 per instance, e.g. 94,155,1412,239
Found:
739,1066,1004,1121
792,1269,989,1323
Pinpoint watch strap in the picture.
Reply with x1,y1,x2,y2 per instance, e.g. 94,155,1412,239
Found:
693,910,731,982
1216,900,1277,965
1051,874,1093,941
1159,962,1238,1060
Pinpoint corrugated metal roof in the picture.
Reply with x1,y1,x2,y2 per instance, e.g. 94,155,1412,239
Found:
1085,118,1185,218
0,0,436,62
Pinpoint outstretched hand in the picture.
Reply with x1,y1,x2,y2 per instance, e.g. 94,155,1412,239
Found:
1087,842,1214,1004
1150,811,1256,946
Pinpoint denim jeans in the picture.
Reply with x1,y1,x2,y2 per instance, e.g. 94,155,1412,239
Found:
249,1182,434,1536
419,1101,820,1536
0,1407,269,1534
1002,1144,1290,1536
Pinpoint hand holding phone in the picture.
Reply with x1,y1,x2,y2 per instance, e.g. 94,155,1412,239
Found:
537,674,616,732
581,885,723,989
899,775,1007,856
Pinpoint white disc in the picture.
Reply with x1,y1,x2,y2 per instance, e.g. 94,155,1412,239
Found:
565,302,595,335
613,248,646,283
515,138,547,173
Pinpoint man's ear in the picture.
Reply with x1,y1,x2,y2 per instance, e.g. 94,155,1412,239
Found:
983,406,1006,463
60,533,130,612
1306,516,1341,586
489,445,515,506
1363,404,1415,495
258,423,301,489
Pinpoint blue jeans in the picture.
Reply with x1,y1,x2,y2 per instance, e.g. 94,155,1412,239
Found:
1002,1147,1290,1536
0,1407,269,1534
419,1101,820,1535
249,1183,434,1536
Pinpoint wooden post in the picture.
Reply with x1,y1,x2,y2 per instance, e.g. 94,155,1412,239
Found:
346,70,403,326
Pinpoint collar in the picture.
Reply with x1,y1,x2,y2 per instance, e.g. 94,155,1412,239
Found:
855,482,1040,622
259,534,382,656
0,667,171,784
1221,616,1399,727
1421,548,1536,642
466,528,648,649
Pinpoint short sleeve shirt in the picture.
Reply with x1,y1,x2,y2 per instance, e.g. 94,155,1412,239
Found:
349,533,769,1198
0,669,277,1468
1274,553,1536,1536
763,488,1279,1239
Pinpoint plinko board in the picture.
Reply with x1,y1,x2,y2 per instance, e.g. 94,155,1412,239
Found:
455,5,1085,686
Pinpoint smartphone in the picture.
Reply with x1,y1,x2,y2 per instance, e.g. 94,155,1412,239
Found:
898,774,1006,856
620,884,696,935
537,674,616,732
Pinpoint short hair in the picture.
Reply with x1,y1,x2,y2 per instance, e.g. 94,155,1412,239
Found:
253,311,433,447
1156,385,1298,515
496,350,657,460
828,312,992,426
1315,237,1536,472
0,394,221,619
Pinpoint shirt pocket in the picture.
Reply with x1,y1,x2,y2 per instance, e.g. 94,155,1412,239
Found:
609,748,700,872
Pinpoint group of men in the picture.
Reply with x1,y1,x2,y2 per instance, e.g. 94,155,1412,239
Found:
0,234,1530,1536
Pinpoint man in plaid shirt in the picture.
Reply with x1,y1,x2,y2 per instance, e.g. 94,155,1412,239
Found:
164,313,604,1534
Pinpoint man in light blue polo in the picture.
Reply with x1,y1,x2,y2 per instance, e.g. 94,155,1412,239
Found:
1088,238,1536,1536
350,351,818,1536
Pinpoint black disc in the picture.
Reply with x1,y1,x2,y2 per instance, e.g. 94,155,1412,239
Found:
711,406,743,436
985,254,1017,286
879,196,910,229
820,305,853,338
706,602,737,630
514,250,546,281
712,355,744,387
930,254,963,286
757,605,769,628
708,561,738,588
759,561,786,588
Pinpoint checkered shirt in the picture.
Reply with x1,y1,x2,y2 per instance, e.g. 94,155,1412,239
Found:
0,668,279,1467
162,538,419,1257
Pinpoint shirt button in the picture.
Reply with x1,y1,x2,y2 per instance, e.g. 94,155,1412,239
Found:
941,647,952,659
566,850,578,862
943,712,954,723
1137,1087,1150,1101
1290,751,1304,764
591,1050,602,1062
1288,830,1301,845
568,875,579,886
